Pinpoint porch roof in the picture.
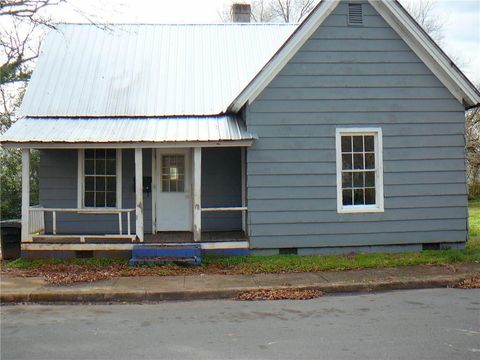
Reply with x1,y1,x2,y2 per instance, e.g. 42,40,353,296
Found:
0,115,256,147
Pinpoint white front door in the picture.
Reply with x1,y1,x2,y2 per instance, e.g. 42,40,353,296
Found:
155,149,192,231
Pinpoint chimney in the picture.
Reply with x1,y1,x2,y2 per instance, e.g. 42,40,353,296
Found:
231,3,251,23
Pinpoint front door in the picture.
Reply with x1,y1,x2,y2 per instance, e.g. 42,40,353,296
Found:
155,149,192,231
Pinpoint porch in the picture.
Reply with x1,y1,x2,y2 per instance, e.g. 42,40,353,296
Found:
21,145,249,249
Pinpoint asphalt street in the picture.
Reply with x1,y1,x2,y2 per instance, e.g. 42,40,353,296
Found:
1,288,479,360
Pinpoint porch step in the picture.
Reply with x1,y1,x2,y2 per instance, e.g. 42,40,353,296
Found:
129,244,201,266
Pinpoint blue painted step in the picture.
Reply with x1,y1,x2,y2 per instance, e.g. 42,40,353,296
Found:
129,244,201,266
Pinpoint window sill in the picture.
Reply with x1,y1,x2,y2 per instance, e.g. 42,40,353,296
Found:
337,205,384,214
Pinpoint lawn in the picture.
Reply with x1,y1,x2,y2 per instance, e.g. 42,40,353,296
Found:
2,201,480,285
469,199,480,239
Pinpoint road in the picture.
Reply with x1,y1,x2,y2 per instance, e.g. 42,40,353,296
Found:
1,288,479,360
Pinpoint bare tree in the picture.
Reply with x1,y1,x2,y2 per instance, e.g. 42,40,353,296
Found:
0,1,66,219
402,0,444,44
219,0,318,23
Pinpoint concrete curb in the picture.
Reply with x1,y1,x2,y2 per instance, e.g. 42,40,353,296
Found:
1,273,474,304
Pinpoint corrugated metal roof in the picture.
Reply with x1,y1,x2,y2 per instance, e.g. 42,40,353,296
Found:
19,23,296,117
0,116,255,144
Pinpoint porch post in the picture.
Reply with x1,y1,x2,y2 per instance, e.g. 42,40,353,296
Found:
193,147,202,241
21,148,31,242
241,147,247,234
135,148,144,242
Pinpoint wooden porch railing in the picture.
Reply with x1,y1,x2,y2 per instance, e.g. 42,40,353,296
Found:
28,207,136,240
29,205,45,235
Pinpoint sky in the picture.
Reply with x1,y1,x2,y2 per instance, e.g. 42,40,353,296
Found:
40,0,480,84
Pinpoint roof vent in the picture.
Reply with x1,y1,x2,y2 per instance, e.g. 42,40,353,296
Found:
348,3,363,26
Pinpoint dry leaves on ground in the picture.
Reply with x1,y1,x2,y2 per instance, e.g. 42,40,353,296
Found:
235,288,324,301
0,263,241,285
454,275,480,289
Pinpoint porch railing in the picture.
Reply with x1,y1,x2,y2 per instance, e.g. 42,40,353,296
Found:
29,205,45,235
28,207,136,240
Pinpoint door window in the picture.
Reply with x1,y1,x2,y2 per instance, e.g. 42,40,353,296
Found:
161,155,185,192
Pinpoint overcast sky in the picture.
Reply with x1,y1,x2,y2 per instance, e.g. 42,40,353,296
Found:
44,0,480,84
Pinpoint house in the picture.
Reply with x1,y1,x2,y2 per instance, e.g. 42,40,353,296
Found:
1,0,479,258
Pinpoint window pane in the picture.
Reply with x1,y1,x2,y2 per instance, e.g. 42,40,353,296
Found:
353,136,363,152
342,154,352,170
365,171,375,187
96,159,106,175
85,192,94,207
353,154,364,169
178,180,185,192
162,180,169,192
106,160,116,175
354,189,364,205
341,136,352,152
85,149,95,159
353,172,364,188
342,189,353,205
342,172,352,188
106,149,116,159
106,177,116,192
85,176,94,191
106,192,116,207
95,177,105,191
96,192,105,207
95,149,106,159
365,188,376,205
364,136,374,152
365,153,375,169
85,160,94,175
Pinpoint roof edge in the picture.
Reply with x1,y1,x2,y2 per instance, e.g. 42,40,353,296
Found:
371,0,480,108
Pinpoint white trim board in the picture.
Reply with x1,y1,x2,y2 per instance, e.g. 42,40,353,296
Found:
2,140,254,149
228,0,479,112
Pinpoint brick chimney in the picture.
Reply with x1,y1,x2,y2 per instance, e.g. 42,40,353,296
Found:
231,3,251,23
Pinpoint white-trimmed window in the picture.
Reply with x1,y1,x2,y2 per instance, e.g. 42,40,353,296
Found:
336,128,384,213
77,149,122,208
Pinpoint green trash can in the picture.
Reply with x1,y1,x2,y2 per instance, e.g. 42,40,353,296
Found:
1,220,21,260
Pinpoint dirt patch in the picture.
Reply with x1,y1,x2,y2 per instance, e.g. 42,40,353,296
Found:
235,288,324,301
454,275,480,289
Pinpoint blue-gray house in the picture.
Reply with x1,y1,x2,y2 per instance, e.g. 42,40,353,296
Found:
1,0,479,258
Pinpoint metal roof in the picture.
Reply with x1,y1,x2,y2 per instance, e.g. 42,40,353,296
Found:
19,23,296,117
0,116,256,145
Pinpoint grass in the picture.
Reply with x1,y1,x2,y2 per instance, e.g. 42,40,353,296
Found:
469,199,480,238
3,201,480,277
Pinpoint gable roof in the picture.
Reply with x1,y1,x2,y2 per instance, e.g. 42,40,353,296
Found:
19,23,296,117
228,0,480,112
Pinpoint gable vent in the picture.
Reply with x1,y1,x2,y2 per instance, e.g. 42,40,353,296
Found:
348,3,363,25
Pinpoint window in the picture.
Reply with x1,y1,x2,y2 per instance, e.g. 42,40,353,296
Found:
336,128,383,213
161,155,185,192
81,149,120,208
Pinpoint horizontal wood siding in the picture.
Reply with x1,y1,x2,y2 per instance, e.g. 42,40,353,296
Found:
246,1,468,249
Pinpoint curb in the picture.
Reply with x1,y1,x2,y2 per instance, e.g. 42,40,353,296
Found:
0,274,474,304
